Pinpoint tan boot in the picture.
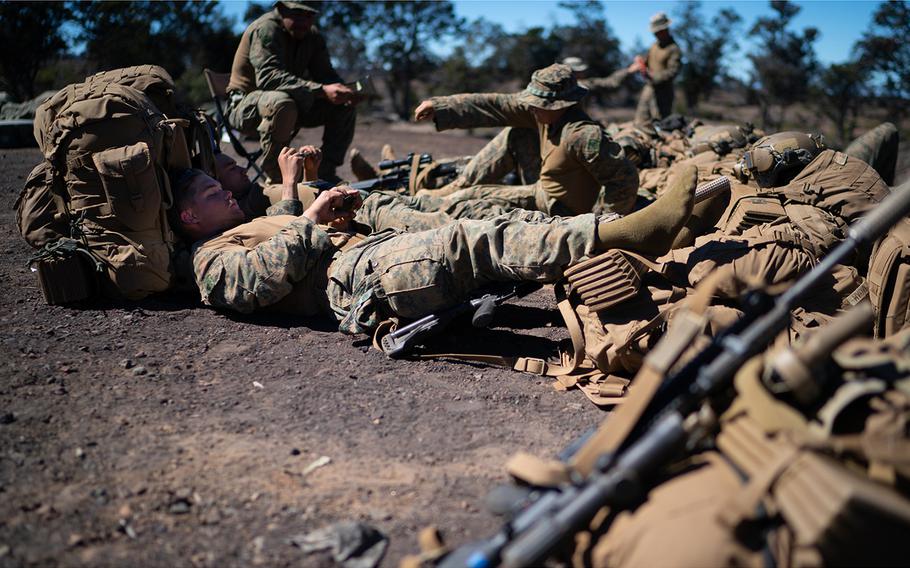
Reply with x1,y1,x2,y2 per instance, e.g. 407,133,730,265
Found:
349,148,378,181
380,143,397,162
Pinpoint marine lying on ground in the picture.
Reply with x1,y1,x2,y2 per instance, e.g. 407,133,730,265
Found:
427,178,910,567
10,26,910,568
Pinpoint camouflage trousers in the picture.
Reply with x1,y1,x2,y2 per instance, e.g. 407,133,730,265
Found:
634,83,674,125
228,90,356,182
443,127,542,191
845,122,899,186
411,184,575,219
326,213,598,334
356,190,553,232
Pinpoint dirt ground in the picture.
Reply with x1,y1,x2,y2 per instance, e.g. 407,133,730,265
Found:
2,113,908,568
0,120,606,568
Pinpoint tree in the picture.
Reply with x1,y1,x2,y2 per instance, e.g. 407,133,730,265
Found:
813,61,867,147
747,0,819,129
489,27,564,85
359,1,464,118
672,1,742,110
553,1,623,77
0,2,72,101
72,1,238,105
855,1,910,116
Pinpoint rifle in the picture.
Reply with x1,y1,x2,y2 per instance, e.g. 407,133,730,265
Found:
445,180,910,568
380,282,542,359
312,153,457,194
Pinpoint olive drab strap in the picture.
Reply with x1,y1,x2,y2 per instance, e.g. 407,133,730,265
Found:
407,152,423,196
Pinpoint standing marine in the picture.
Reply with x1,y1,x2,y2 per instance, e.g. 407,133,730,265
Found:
633,12,682,125
226,1,359,184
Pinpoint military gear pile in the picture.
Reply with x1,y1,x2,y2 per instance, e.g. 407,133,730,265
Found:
16,65,215,301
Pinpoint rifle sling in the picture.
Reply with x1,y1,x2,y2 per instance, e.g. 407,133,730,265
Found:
372,290,588,377
571,270,725,476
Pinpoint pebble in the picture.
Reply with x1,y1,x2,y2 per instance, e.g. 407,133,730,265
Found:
131,366,148,376
120,359,134,369
0,412,14,425
290,448,301,456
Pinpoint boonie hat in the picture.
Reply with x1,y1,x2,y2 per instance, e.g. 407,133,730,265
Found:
649,12,671,33
561,56,589,74
275,1,319,14
517,63,589,110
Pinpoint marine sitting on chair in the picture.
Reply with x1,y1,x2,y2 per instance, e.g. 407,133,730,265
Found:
226,1,361,184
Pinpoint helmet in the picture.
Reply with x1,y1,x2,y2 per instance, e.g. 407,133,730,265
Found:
614,129,655,168
690,124,758,156
737,131,826,188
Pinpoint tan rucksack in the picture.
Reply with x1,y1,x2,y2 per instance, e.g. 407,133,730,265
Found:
868,216,910,338
17,65,213,301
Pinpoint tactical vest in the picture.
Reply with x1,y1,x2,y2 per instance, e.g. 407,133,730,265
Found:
16,65,215,302
720,150,890,248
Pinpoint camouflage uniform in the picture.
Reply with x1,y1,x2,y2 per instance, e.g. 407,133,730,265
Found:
226,7,355,182
191,200,600,335
845,122,899,186
426,65,639,216
447,68,639,192
634,37,681,125
448,127,542,189
355,190,553,233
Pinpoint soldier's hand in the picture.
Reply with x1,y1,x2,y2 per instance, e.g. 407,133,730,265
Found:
297,145,322,181
302,186,361,227
323,83,354,105
278,146,305,186
414,100,435,122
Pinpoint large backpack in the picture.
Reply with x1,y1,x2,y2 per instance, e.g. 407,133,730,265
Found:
868,216,910,338
17,65,213,301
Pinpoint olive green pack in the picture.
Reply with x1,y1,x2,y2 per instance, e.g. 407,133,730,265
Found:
16,65,214,302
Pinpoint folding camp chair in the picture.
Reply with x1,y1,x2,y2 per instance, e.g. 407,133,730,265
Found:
203,68,265,182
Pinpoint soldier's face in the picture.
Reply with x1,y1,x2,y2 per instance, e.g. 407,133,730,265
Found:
181,174,245,237
530,106,568,125
281,11,316,39
215,154,251,199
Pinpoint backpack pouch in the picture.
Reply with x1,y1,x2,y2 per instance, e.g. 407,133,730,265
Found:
92,142,162,232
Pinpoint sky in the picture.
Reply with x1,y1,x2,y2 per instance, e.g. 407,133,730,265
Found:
220,0,884,77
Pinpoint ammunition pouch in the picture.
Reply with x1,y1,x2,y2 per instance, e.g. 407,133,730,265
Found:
720,194,787,235
563,250,652,312
718,414,910,567
29,238,102,305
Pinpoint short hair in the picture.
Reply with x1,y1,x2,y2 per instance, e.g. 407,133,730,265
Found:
168,168,208,237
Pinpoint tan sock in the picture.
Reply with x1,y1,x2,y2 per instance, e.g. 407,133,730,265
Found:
595,165,697,256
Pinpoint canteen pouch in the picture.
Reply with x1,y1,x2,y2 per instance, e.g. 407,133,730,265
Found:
31,239,99,305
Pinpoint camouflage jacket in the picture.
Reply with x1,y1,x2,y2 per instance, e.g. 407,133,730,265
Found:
430,93,638,214
646,38,682,86
227,8,342,98
191,200,362,316
583,68,632,93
